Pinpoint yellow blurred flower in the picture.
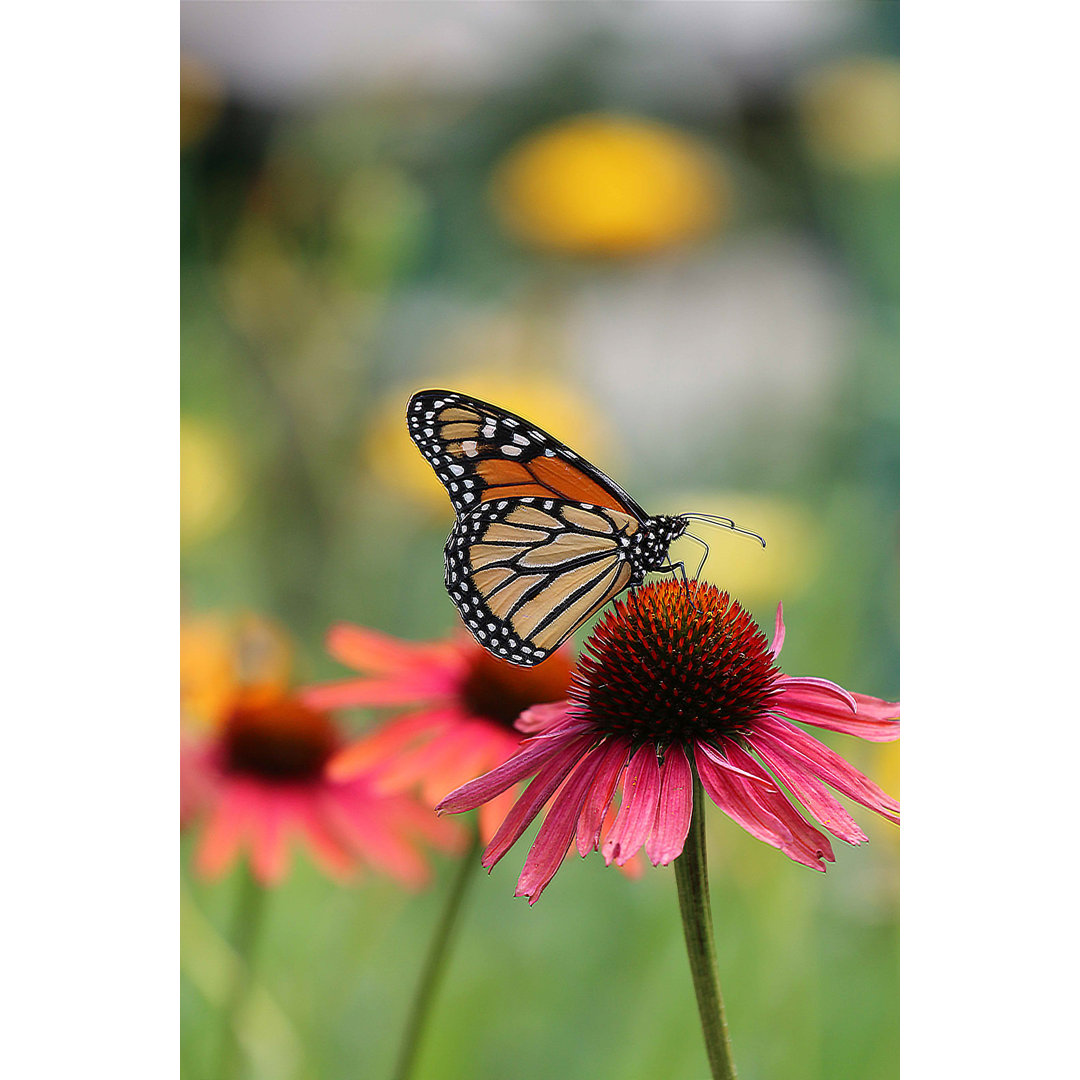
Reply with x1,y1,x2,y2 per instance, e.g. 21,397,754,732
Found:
668,491,823,605
180,53,224,151
797,57,900,173
363,369,614,518
180,417,242,549
492,113,730,257
181,612,293,730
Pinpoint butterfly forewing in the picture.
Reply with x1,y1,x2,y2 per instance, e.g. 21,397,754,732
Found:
445,498,641,664
407,390,646,518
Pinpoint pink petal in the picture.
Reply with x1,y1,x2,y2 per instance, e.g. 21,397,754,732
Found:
773,681,899,742
516,701,572,734
299,670,461,710
769,603,786,659
327,709,457,780
755,716,899,823
723,742,837,866
323,786,431,888
324,623,465,676
436,729,589,815
294,797,357,881
694,743,798,856
602,744,662,867
481,733,595,869
576,738,630,856
249,788,291,885
772,675,857,712
373,722,489,796
515,749,608,903
696,740,778,786
646,744,694,866
747,735,868,844
193,786,251,880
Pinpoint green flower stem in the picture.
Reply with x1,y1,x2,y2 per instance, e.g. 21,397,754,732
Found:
674,776,738,1080
217,866,269,1080
391,823,483,1080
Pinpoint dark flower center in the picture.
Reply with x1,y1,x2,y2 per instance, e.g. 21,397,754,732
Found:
222,692,340,782
569,581,779,747
460,647,574,729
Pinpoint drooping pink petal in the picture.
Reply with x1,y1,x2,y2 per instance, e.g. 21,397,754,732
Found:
193,786,252,880
481,733,595,869
723,742,836,868
769,603,786,659
771,675,857,712
773,680,899,742
695,742,799,858
646,744,694,866
416,727,515,809
515,749,608,903
294,797,357,881
248,787,291,885
372,721,489,796
576,737,630,856
696,740,778,786
515,700,572,734
323,786,432,888
324,623,465,676
602,744,662,867
747,735,868,844
437,729,588,815
300,670,462,710
755,715,899,823
326,708,458,781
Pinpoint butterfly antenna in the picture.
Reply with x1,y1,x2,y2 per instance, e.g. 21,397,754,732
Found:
681,513,766,549
682,531,710,581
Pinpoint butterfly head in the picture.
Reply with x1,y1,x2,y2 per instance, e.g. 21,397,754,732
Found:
637,515,690,573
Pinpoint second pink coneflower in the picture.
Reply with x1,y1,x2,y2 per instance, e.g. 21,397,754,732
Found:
302,624,575,839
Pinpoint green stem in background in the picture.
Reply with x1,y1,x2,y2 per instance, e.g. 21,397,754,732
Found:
216,867,269,1080
674,777,738,1080
391,824,483,1080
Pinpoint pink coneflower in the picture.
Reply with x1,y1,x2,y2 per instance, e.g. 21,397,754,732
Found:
437,581,899,904
301,625,575,841
183,687,461,887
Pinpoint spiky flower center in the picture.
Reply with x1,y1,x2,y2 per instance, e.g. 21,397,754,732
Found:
569,581,779,747
460,647,574,729
223,692,340,782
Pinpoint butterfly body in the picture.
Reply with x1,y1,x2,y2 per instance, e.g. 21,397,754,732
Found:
408,389,724,666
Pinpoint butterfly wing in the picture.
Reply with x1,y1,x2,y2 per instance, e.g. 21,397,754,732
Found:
446,498,642,665
407,389,647,519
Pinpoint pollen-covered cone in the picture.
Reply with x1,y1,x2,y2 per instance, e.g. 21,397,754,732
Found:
438,582,898,903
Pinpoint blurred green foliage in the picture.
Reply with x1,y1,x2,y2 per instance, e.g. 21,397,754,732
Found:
182,5,898,1079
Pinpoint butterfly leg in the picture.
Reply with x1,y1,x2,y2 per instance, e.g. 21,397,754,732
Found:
655,560,703,612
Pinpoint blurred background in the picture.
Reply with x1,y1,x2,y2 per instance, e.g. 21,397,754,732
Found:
181,3,898,1079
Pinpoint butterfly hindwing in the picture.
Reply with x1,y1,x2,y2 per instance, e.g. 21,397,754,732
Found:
445,497,642,664
407,390,646,519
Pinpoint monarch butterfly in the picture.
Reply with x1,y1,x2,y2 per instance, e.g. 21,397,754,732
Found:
407,389,763,667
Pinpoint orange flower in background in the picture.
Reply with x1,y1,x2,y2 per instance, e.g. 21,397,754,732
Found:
181,612,292,730
181,613,461,886
492,113,730,256
302,624,575,842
